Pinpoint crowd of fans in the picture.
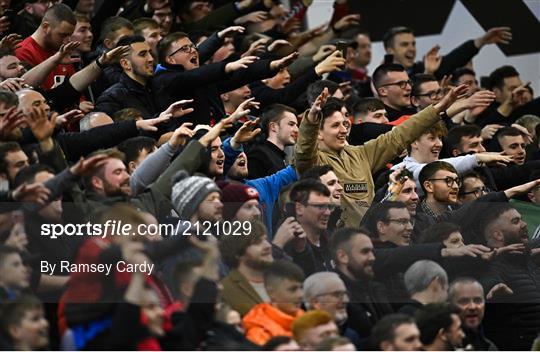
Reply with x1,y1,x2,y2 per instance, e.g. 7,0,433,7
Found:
0,0,539,350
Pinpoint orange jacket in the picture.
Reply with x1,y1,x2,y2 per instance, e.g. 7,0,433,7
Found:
243,303,304,345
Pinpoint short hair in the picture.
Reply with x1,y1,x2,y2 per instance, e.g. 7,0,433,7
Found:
116,136,156,166
451,68,476,86
515,114,540,133
350,97,385,118
75,13,90,24
292,310,333,342
0,245,21,267
303,272,343,308
320,97,346,127
307,80,340,105
329,226,371,260
264,260,304,288
133,17,159,35
477,203,516,242
382,26,414,49
300,165,334,181
316,336,353,351
418,161,458,193
13,163,54,189
372,63,407,89
112,107,142,122
170,257,203,299
415,303,460,345
0,142,23,175
42,3,76,26
289,179,331,205
83,148,125,187
116,34,146,49
407,120,448,154
496,126,525,143
0,294,43,343
371,313,416,349
361,201,407,237
157,31,189,64
404,260,448,295
411,73,438,97
448,277,483,302
445,125,482,154
0,90,18,108
0,47,16,60
100,16,133,43
263,336,295,351
219,220,267,268
486,65,519,91
418,222,460,245
261,104,297,136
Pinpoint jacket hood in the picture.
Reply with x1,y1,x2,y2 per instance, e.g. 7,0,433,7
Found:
243,303,303,332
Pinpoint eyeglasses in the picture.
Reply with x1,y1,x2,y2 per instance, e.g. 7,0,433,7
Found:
305,203,337,212
414,89,444,100
459,186,488,197
316,290,349,300
380,79,413,89
385,218,412,226
429,177,462,188
168,44,197,56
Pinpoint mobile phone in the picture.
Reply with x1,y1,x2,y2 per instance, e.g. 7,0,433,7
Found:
335,40,348,59
285,202,296,218
384,54,394,64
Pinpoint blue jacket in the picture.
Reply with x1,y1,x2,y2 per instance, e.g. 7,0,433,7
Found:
223,137,298,236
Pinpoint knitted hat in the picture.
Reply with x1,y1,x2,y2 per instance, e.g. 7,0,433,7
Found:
171,171,221,220
218,181,260,220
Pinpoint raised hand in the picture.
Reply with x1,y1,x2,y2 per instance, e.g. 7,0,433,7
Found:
423,45,442,75
0,107,25,140
267,39,293,53
198,115,236,147
475,152,514,167
235,11,268,25
333,14,361,31
307,87,329,123
169,122,195,148
55,41,82,65
0,15,9,36
475,27,512,48
442,244,492,258
11,182,51,205
242,38,269,57
229,97,260,122
486,283,513,300
270,52,299,71
480,124,504,140
55,109,84,127
69,154,109,177
225,56,258,73
0,78,27,92
315,50,346,76
312,44,337,62
504,178,540,199
100,45,131,66
218,26,245,38
232,118,262,146
0,33,22,51
433,84,468,114
25,107,57,141
79,101,95,114
159,99,194,120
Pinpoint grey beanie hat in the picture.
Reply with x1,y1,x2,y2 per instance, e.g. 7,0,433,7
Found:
171,171,221,220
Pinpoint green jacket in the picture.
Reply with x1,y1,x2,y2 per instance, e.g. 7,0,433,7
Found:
295,105,441,227
221,269,264,316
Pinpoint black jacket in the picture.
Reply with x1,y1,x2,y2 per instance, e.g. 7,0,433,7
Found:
384,104,417,122
336,269,394,340
475,97,540,127
95,73,161,119
246,140,287,179
408,40,480,79
480,250,540,350
153,59,279,128
285,232,332,276
348,123,393,146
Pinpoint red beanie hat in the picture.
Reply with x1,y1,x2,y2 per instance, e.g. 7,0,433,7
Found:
218,182,260,220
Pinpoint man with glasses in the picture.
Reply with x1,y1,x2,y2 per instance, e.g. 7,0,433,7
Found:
372,63,416,121
154,30,296,127
329,227,394,345
458,172,488,204
418,161,461,220
286,179,334,276
303,271,361,348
